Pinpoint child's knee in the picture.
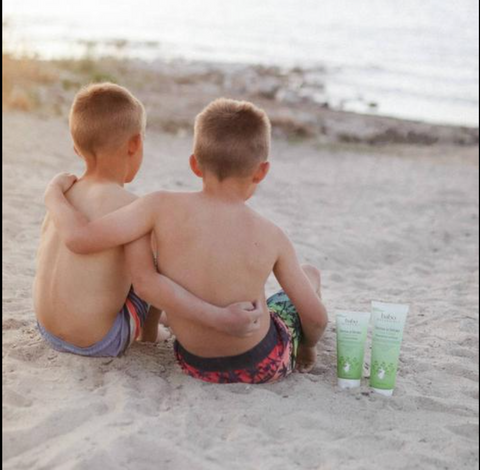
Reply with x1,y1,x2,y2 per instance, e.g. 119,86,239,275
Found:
302,264,321,290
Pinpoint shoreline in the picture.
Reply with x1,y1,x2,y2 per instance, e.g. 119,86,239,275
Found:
3,54,479,148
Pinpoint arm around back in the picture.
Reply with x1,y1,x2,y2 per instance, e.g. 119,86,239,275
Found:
125,236,264,338
44,174,161,254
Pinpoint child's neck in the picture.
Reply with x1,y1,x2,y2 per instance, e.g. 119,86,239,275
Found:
82,153,127,186
202,174,253,203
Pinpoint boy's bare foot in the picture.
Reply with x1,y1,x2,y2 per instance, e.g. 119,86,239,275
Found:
139,324,172,343
156,324,172,342
296,344,317,373
159,312,170,327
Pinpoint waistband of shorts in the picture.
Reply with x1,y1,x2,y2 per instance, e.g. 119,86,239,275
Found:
174,316,279,372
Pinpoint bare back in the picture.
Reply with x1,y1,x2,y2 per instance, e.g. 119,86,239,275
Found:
154,192,281,357
34,180,135,347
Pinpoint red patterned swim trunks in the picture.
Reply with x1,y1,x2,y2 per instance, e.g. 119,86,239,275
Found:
174,291,303,384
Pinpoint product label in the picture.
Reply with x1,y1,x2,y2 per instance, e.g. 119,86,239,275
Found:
369,303,409,391
336,312,370,381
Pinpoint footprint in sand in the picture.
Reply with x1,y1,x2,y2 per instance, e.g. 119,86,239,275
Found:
441,363,479,383
450,347,479,360
3,389,33,408
412,396,471,417
446,423,479,440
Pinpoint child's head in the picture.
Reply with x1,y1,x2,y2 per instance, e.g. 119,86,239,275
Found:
192,99,271,185
69,83,146,183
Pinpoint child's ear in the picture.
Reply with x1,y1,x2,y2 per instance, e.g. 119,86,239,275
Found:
128,134,142,156
189,154,203,178
252,161,270,184
73,146,88,162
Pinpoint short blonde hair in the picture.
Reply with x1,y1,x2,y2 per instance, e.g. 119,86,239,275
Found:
69,83,146,157
194,99,271,181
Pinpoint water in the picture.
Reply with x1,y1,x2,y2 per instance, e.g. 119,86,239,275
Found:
3,0,479,127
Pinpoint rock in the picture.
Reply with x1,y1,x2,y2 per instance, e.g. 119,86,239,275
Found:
254,77,282,100
276,89,302,104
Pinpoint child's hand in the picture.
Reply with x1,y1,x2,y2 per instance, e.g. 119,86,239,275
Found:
220,301,263,338
296,344,317,373
45,173,77,197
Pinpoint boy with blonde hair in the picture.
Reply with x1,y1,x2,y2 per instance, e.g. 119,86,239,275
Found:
35,86,262,357
44,98,328,381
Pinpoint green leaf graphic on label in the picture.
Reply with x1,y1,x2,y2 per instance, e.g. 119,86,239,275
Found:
338,355,361,377
372,361,397,381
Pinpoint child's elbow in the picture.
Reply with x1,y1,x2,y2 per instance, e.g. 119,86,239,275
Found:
319,315,329,333
131,273,153,302
64,234,91,255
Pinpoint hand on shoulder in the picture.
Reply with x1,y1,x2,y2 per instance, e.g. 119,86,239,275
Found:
44,172,77,197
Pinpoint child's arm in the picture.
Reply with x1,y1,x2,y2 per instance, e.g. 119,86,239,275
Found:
273,231,328,348
44,173,159,254
125,235,263,338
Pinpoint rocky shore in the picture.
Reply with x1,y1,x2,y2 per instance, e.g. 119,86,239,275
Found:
3,54,478,147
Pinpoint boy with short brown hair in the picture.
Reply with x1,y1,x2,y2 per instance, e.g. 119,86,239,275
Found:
70,81,147,158
44,98,328,381
34,86,262,357
194,98,271,180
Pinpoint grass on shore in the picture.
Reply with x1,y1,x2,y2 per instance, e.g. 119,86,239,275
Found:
2,44,119,114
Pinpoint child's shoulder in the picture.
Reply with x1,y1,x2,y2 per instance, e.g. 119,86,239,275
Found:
98,187,185,209
139,190,198,207
127,190,195,219
66,181,138,219
245,206,289,244
99,185,138,212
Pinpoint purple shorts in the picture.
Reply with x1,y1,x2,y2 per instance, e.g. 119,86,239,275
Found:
37,288,149,357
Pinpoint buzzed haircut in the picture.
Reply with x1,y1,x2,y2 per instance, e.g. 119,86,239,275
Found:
69,83,146,157
194,98,271,181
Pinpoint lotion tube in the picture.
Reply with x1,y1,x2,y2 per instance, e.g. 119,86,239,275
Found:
369,301,409,396
336,311,371,389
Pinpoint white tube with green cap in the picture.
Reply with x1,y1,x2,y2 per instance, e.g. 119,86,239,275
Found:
336,311,371,389
369,301,409,396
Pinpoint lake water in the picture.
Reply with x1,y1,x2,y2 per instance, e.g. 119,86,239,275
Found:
3,0,479,127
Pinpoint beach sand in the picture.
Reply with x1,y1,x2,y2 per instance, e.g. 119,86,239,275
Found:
2,61,480,469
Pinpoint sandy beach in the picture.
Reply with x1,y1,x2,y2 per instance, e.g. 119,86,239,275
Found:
2,56,480,469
